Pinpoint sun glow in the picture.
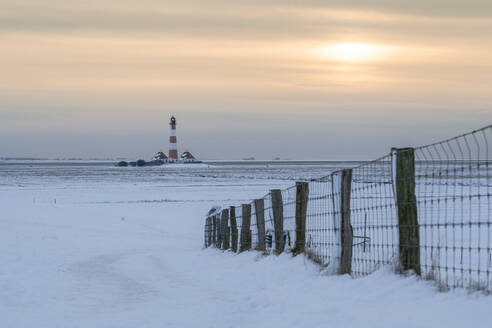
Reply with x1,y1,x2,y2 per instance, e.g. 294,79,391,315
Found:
319,43,391,62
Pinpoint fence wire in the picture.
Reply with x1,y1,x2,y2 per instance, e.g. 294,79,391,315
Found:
204,124,492,293
414,126,492,291
304,179,339,268
349,155,397,277
282,186,297,251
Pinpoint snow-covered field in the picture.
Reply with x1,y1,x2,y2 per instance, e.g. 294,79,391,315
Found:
1,162,491,328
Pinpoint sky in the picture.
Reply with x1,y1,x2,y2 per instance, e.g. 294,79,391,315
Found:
0,0,491,160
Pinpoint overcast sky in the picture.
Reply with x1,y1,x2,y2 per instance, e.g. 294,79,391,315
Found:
1,0,491,160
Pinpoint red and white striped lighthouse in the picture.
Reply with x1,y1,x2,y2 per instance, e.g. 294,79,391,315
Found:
169,116,178,160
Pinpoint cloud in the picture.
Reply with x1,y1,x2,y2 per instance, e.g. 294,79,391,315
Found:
0,1,491,158
1,1,491,37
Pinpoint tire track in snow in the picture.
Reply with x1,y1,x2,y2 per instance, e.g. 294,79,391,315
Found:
68,251,160,311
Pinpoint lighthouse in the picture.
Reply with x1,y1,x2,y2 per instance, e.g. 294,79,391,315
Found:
169,116,178,160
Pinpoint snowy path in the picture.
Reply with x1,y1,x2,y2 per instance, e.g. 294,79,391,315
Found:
1,165,491,328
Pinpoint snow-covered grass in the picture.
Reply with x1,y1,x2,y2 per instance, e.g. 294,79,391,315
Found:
1,163,491,328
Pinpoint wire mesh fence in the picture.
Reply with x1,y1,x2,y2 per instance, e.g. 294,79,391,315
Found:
204,124,492,293
282,186,297,251
304,178,339,267
414,126,492,290
343,155,397,277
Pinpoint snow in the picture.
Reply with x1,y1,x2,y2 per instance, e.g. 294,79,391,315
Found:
0,163,491,328
152,163,213,169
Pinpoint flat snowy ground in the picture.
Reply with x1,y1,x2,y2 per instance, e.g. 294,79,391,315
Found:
1,163,491,328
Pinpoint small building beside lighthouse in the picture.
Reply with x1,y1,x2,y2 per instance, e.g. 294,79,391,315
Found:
153,151,168,161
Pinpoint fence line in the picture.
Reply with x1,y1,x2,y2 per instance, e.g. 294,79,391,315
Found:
204,124,492,293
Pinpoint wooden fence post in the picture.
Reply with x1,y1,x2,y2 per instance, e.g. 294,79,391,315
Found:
240,204,252,252
254,198,266,251
230,206,238,252
205,216,211,247
212,215,217,246
338,169,353,275
393,147,421,275
221,209,230,250
215,214,221,248
271,189,284,254
208,217,211,247
204,218,207,247
209,217,213,247
293,182,309,255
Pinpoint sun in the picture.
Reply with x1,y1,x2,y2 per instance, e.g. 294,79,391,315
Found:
319,43,390,62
